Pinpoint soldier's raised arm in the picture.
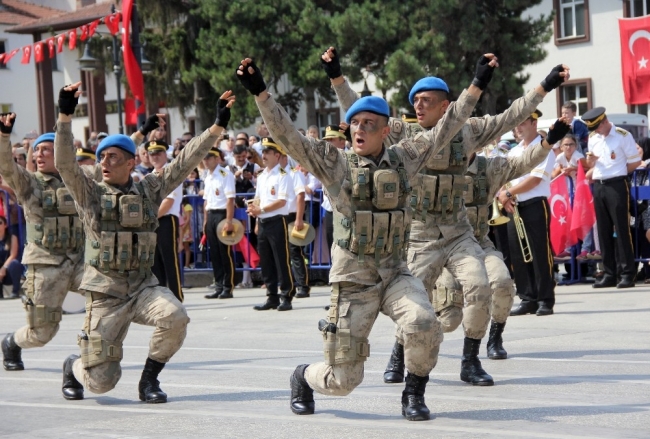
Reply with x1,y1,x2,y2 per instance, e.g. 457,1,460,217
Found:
462,64,571,150
396,54,498,177
488,118,571,197
0,113,35,200
54,82,97,210
142,91,235,205
237,59,346,189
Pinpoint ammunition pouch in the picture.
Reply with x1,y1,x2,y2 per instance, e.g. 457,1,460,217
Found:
371,169,400,210
433,285,464,313
322,297,370,366
25,302,62,328
119,195,144,228
78,333,123,368
85,231,156,274
27,216,83,254
466,205,489,239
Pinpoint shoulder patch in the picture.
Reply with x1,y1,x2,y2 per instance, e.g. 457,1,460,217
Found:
469,118,481,135
616,127,629,136
279,168,287,175
389,118,403,135
402,140,419,160
219,169,226,177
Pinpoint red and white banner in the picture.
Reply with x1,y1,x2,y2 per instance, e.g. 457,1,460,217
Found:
619,16,650,104
33,42,44,63
122,0,146,124
549,176,574,255
46,37,56,58
570,162,596,243
20,45,31,64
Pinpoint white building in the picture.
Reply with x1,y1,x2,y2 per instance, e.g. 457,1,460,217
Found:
522,0,650,118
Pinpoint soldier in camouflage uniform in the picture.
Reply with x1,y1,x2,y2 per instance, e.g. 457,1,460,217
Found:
52,83,234,403
321,47,569,385
434,117,570,359
237,55,495,420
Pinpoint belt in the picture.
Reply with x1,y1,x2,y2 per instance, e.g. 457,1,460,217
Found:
594,176,627,185
207,209,227,213
517,196,546,208
258,215,283,224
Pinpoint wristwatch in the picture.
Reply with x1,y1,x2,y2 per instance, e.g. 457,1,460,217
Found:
505,191,513,199
260,207,266,214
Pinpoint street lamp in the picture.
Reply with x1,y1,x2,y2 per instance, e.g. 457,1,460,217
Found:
77,44,98,71
360,79,372,97
140,46,153,75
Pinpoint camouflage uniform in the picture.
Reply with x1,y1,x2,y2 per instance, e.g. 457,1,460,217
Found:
333,80,544,341
256,87,478,396
54,121,217,394
435,144,554,333
0,136,102,355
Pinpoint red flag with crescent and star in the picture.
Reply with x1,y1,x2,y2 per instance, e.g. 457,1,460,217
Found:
68,29,77,50
105,12,121,36
3,48,20,64
56,34,65,53
46,37,55,58
569,162,596,244
619,16,650,105
122,0,146,125
20,45,31,64
33,42,44,63
549,176,574,255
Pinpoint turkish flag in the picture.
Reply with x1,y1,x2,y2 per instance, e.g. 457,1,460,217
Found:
33,42,44,62
0,53,5,64
89,19,100,38
20,45,31,64
46,37,55,58
619,16,650,104
4,48,20,64
105,13,121,36
80,25,89,41
56,34,65,53
570,162,596,243
549,176,574,255
124,96,138,126
68,29,77,50
122,0,146,125
236,235,260,269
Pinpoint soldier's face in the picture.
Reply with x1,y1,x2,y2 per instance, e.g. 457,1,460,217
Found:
33,142,56,174
100,147,135,186
349,112,389,157
413,91,450,129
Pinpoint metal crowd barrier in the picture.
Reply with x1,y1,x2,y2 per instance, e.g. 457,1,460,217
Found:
0,189,25,259
181,188,331,279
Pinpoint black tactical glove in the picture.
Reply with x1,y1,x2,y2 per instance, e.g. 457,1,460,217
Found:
471,55,496,90
58,85,79,116
139,114,160,137
546,119,572,145
236,60,267,96
320,48,342,79
541,64,565,92
214,98,231,129
0,113,15,135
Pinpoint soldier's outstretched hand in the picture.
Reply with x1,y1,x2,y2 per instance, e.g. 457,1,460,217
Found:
58,82,82,116
139,113,167,138
215,90,236,129
236,59,267,96
321,47,342,79
545,116,572,145
0,112,16,135
472,54,499,90
541,64,571,92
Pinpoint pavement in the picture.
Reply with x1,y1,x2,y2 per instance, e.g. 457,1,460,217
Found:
0,281,649,439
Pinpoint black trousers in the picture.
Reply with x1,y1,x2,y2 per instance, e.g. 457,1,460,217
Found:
324,210,334,260
507,197,555,306
593,178,636,277
257,215,294,297
152,214,183,302
286,212,309,293
206,209,235,292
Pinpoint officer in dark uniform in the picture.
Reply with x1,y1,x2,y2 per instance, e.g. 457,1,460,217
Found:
584,107,641,288
248,138,294,311
75,147,96,166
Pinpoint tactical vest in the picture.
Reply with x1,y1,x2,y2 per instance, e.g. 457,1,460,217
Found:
26,172,83,254
462,156,490,239
408,128,471,225
84,182,159,275
333,149,412,264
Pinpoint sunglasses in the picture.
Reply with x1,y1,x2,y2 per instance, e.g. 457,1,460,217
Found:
246,156,253,160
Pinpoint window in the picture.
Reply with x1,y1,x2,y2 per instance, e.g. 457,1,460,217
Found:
553,0,590,45
0,40,6,70
556,79,592,116
627,0,650,17
51,52,59,72
630,103,648,116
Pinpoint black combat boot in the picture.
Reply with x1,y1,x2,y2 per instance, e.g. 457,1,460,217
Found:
460,337,494,386
138,358,168,403
62,354,84,400
401,373,430,421
383,340,405,383
486,322,507,360
2,333,24,371
277,292,293,311
253,293,280,311
290,364,315,415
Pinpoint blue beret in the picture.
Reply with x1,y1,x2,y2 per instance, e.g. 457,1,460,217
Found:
408,77,450,105
96,134,136,162
33,133,55,150
345,96,390,124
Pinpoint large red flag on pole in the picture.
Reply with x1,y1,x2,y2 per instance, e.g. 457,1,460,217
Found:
619,16,650,105
122,0,146,125
549,176,574,255
570,162,596,243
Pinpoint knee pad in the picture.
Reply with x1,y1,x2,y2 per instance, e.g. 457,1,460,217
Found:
463,285,492,304
31,324,60,346
156,305,190,331
437,307,462,333
492,281,515,298
85,361,122,394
